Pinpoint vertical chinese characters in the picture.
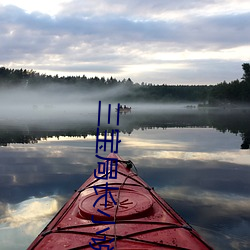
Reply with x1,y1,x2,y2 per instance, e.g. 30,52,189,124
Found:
89,101,120,250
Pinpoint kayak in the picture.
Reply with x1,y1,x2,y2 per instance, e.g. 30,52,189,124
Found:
28,153,213,249
115,107,132,113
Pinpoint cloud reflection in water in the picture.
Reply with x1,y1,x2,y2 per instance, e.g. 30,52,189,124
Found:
0,196,61,250
0,127,250,249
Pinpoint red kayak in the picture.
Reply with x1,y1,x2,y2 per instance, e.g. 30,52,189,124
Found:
28,153,213,249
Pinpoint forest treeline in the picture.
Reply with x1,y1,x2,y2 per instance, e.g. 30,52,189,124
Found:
0,63,249,104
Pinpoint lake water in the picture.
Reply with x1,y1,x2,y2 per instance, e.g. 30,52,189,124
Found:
0,104,250,249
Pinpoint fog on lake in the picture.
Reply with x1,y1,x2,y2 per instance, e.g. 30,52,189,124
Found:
0,97,250,249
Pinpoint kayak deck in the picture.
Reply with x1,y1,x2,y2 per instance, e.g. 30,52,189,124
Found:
28,153,213,249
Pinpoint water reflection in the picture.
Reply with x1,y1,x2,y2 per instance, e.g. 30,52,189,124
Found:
0,108,250,249
1,196,59,228
0,196,62,250
0,107,250,149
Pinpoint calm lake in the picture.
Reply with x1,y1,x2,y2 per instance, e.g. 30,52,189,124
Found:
0,104,250,249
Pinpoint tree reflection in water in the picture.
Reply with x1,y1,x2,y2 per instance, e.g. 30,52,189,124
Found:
0,108,249,149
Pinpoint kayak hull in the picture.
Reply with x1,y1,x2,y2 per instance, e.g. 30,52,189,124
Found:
28,153,213,249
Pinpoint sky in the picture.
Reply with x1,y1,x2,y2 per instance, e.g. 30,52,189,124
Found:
0,0,250,85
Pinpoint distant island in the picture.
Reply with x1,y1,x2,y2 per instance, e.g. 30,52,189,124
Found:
0,63,249,105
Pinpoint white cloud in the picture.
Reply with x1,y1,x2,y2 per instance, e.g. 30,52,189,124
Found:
0,0,250,84
0,0,67,16
0,196,59,229
0,196,61,249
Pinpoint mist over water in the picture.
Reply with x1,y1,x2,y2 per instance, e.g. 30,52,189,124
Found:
0,85,98,122
1,84,250,149
0,84,250,249
0,84,198,125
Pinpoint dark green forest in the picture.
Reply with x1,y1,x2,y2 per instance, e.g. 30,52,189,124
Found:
0,63,250,104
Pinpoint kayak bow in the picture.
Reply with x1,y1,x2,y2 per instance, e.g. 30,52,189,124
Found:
28,153,213,249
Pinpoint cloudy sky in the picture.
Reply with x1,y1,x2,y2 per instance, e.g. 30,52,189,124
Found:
0,0,250,85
